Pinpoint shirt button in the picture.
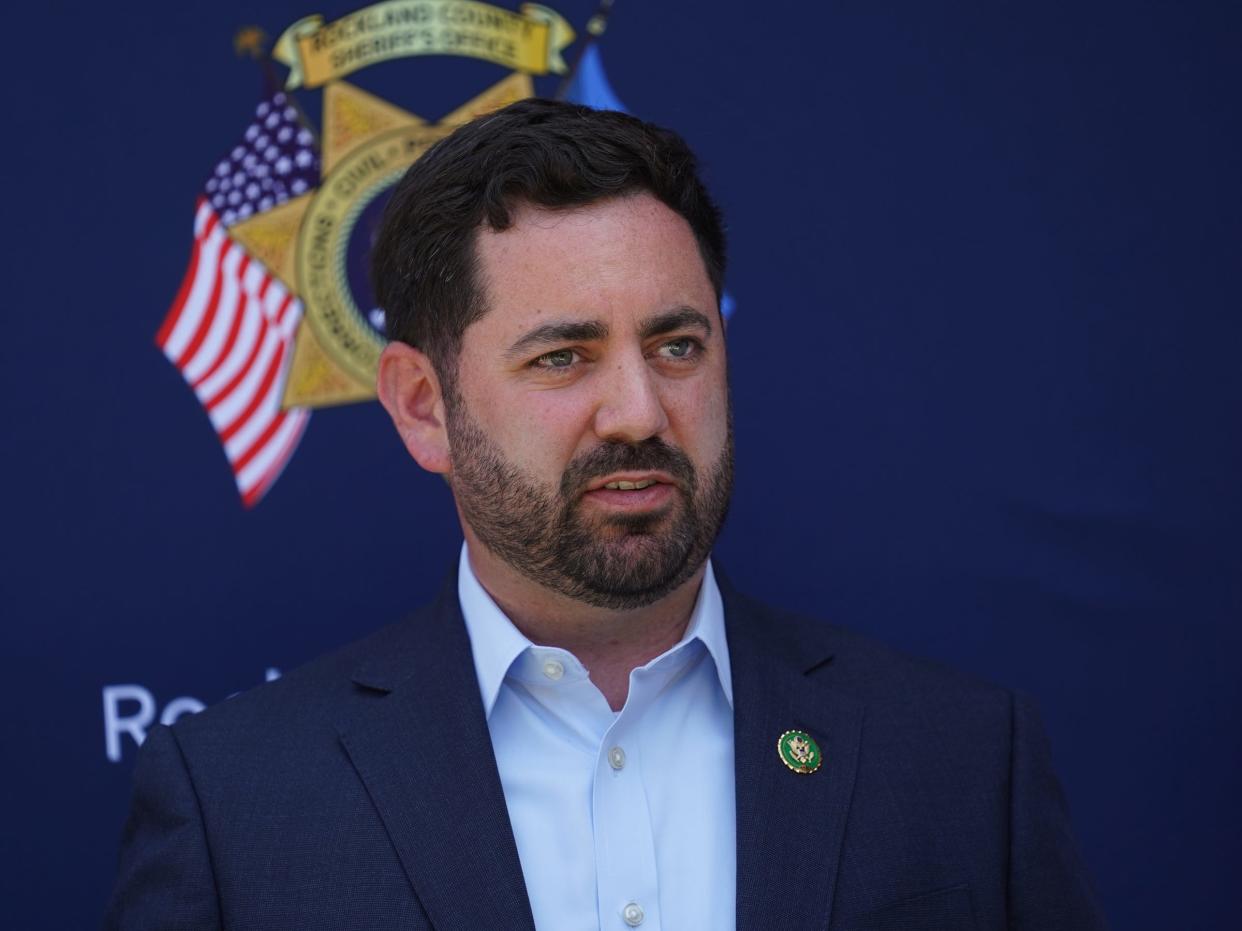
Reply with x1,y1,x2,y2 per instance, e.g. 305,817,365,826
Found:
608,746,627,771
622,902,644,926
542,659,564,681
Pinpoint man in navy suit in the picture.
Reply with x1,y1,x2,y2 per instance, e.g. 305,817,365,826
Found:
108,99,1107,929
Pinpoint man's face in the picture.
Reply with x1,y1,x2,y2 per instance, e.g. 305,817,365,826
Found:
445,192,732,609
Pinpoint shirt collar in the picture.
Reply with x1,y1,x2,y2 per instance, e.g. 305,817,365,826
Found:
457,543,734,718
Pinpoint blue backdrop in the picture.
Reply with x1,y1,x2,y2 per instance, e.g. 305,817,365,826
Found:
3,2,1239,927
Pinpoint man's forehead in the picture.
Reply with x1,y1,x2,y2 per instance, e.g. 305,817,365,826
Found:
468,193,717,343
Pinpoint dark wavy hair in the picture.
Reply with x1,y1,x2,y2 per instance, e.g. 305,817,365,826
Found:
370,97,726,389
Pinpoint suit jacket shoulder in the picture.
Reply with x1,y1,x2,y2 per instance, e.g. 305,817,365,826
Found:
722,581,1015,734
719,579,1107,930
108,575,536,931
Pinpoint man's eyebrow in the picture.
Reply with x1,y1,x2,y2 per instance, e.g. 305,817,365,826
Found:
639,307,714,340
505,320,610,359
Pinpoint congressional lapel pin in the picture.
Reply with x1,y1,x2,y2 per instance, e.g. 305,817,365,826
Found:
777,730,823,774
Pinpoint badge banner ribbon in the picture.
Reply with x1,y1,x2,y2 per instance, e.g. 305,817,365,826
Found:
274,1,575,88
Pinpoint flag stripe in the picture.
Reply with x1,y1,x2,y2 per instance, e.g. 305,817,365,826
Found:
239,408,309,493
193,198,214,237
238,408,310,507
232,405,292,475
157,199,215,342
156,211,209,348
175,239,232,370
197,291,265,404
156,199,310,507
162,222,226,361
182,248,246,383
273,290,297,331
222,338,292,450
211,327,282,432
190,264,253,390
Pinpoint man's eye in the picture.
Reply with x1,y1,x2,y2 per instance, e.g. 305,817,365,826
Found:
533,349,577,369
659,338,699,360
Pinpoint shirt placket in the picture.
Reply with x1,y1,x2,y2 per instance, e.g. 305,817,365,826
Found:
592,662,679,930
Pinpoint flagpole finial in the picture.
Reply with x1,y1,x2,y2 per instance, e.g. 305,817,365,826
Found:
588,0,615,36
556,0,616,100
233,26,269,61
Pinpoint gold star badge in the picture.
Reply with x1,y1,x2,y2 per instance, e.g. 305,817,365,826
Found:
225,73,534,410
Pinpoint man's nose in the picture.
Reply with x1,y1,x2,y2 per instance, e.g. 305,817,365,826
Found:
592,354,671,444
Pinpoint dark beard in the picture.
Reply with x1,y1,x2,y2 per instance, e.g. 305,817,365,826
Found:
445,402,733,610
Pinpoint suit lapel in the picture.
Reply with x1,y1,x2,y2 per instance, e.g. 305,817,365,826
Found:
336,571,536,931
332,566,861,931
723,580,864,931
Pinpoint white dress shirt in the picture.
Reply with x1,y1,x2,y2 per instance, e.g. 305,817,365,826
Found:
457,544,736,930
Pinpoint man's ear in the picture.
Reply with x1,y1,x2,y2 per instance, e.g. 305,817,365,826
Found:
376,341,452,475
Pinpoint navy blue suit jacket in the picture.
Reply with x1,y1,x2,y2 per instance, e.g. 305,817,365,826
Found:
106,568,1107,929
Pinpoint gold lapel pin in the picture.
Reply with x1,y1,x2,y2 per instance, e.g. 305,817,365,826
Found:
777,729,822,774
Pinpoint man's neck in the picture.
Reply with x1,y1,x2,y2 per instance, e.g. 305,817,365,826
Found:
464,537,705,711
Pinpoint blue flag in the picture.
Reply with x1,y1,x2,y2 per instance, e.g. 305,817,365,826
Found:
564,44,630,113
565,45,736,320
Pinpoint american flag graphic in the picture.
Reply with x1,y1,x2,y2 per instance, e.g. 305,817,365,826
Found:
156,91,320,507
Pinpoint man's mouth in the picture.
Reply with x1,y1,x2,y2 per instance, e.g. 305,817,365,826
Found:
582,474,677,512
585,472,677,493
600,478,659,491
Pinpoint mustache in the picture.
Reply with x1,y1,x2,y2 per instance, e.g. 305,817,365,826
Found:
560,437,696,497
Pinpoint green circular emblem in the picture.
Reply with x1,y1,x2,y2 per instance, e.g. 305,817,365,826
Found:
777,730,822,774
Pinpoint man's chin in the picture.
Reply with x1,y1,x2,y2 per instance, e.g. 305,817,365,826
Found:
556,534,704,606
